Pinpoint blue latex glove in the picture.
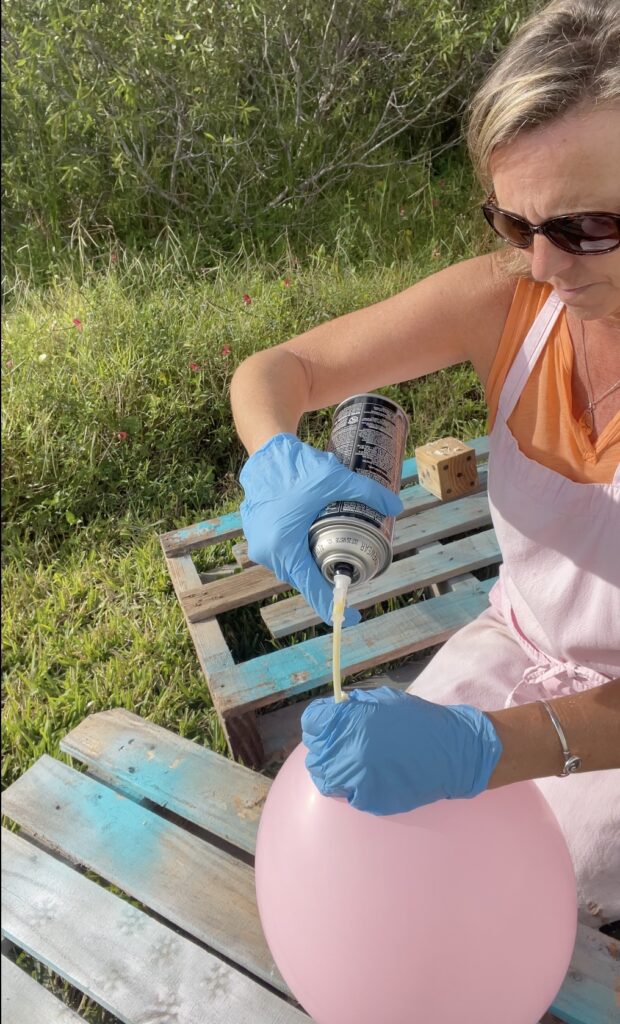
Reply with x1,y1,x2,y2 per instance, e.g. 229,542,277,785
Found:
239,433,403,626
301,686,503,815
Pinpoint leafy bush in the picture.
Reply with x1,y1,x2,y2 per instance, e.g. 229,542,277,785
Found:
2,0,536,282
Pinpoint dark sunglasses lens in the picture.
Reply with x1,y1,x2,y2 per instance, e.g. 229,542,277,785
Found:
483,207,531,248
546,215,620,254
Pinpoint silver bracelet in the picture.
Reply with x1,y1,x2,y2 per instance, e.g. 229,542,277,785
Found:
537,699,581,777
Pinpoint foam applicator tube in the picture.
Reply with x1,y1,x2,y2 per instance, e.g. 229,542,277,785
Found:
331,572,351,703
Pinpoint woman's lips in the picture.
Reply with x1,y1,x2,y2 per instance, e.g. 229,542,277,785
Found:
553,282,594,298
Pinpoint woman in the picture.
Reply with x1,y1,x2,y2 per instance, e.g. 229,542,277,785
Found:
230,0,620,930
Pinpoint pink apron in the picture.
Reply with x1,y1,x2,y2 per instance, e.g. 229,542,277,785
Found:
405,291,620,926
488,290,620,701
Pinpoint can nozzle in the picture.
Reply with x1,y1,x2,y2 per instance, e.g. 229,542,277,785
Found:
332,570,352,627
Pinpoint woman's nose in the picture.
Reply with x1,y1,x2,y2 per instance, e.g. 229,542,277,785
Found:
528,233,575,283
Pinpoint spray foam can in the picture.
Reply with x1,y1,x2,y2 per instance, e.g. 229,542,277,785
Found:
309,393,409,586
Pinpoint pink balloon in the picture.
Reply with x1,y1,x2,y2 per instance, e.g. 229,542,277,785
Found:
255,743,577,1024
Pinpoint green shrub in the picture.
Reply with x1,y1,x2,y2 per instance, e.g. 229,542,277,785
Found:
2,0,536,284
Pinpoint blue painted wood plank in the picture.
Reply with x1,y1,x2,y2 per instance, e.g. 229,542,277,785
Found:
549,923,620,1023
160,508,246,556
1,759,285,994
159,436,491,556
60,709,270,854
2,828,306,1023
211,579,495,716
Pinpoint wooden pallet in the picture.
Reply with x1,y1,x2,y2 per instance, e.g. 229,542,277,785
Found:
159,436,502,768
2,709,618,1023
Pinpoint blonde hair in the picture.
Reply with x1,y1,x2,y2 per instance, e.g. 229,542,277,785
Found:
467,0,620,189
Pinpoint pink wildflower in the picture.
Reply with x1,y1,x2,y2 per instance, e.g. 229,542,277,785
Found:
72,318,83,331
242,294,252,305
189,362,201,371
116,431,129,441
282,278,291,288
221,345,231,357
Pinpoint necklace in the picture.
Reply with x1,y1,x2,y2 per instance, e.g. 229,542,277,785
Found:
579,320,620,433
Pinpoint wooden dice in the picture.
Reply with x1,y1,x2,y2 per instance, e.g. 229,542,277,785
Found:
415,437,479,501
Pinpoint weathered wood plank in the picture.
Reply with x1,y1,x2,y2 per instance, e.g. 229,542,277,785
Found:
224,713,266,770
159,436,491,557
182,564,291,621
211,580,495,716
430,569,478,597
550,924,620,1024
164,551,204,595
391,492,491,555
164,553,265,766
60,709,271,855
232,541,251,568
198,563,242,583
189,528,498,627
1,829,306,1023
261,530,500,638
1,759,285,994
1,955,85,1024
165,553,235,675
233,482,490,572
160,509,246,557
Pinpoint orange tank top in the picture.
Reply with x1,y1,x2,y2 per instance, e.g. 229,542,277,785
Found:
486,278,620,484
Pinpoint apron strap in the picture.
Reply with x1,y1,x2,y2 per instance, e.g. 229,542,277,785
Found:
497,291,564,423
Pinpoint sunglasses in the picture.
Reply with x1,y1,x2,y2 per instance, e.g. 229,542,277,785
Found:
481,195,620,255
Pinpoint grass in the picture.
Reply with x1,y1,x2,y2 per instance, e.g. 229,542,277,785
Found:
2,249,489,784
1,180,490,1021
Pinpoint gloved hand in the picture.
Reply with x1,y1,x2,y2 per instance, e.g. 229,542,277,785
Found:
239,433,403,626
301,686,503,815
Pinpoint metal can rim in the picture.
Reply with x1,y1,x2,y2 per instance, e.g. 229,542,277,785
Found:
332,392,410,429
308,518,392,586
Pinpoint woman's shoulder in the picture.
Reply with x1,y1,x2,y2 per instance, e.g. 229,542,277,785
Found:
425,252,523,382
370,253,527,384
445,252,550,314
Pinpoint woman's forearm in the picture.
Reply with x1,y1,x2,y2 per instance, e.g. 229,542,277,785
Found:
485,679,620,789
